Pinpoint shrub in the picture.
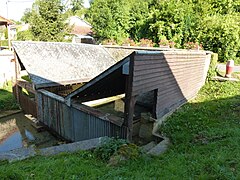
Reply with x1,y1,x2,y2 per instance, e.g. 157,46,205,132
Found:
93,138,127,161
17,30,33,41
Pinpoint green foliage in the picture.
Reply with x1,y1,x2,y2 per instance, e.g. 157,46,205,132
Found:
207,53,218,80
21,8,32,23
0,40,8,47
0,82,19,111
108,143,141,166
87,0,132,43
86,0,240,63
17,30,33,41
63,0,86,18
198,14,240,62
116,143,141,160
93,138,128,161
0,169,23,180
29,0,69,42
70,0,84,14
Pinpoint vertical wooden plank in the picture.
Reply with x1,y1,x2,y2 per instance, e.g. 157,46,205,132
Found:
124,53,136,141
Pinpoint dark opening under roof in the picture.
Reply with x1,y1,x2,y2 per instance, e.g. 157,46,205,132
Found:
66,53,132,102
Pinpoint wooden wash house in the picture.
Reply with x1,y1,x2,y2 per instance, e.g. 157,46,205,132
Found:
12,41,211,142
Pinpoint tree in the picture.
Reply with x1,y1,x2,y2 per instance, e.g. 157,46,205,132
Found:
29,0,69,42
63,0,85,18
70,0,84,14
87,0,132,42
21,8,32,23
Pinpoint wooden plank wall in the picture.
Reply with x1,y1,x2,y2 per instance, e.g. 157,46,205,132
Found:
37,90,73,140
12,85,37,117
132,51,207,118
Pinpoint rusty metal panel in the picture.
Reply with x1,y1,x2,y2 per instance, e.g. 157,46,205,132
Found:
72,106,127,141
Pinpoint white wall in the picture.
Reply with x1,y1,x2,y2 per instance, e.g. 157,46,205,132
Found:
0,51,14,88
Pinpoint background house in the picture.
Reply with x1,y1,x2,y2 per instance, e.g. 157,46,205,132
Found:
67,16,95,44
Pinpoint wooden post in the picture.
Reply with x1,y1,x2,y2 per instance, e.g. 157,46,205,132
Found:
124,94,136,141
13,51,20,102
124,53,135,141
7,24,11,50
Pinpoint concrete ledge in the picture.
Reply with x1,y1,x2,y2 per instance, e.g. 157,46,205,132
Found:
39,137,108,156
0,137,108,162
147,137,170,156
0,110,22,118
212,76,239,82
0,147,36,162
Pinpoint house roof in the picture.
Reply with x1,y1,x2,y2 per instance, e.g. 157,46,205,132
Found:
68,16,92,36
12,41,116,89
0,16,13,26
71,25,92,36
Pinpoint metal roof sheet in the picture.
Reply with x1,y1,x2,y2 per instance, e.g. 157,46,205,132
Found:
12,41,116,88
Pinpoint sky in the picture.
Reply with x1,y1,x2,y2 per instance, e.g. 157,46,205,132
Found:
0,0,90,21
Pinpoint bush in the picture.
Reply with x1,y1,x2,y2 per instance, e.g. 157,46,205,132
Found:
93,138,127,161
17,30,33,41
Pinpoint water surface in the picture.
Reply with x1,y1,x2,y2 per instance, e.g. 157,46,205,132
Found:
0,113,59,152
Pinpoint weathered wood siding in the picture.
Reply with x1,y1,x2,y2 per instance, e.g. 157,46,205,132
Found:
37,90,73,140
13,85,37,117
132,51,209,118
37,89,127,142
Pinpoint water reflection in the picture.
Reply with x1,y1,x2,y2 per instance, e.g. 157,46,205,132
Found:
0,113,59,152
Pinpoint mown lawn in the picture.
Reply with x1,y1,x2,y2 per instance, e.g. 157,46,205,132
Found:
0,81,240,179
0,82,19,111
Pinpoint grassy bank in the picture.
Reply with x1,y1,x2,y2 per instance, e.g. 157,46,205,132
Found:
0,82,19,111
0,81,240,179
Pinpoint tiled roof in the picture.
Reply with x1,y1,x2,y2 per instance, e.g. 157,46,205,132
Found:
12,41,116,88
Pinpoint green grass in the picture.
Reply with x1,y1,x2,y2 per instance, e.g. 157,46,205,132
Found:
0,82,19,111
0,81,240,179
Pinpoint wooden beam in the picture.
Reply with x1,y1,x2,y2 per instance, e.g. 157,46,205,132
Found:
83,94,125,107
124,53,136,141
35,78,91,89
17,80,36,94
72,101,124,126
7,24,11,50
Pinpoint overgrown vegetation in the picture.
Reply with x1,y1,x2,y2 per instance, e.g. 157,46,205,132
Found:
87,0,240,63
1,81,240,178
